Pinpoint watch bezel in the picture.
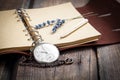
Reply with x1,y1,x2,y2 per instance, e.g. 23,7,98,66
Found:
33,43,60,63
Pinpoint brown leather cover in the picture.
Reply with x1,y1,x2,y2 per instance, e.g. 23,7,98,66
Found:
0,50,30,56
77,0,120,46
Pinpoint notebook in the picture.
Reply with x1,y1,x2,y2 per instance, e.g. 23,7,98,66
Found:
0,2,101,53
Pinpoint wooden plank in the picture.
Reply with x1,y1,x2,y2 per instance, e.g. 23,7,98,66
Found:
0,55,20,80
55,48,98,80
16,47,98,80
0,60,6,79
32,0,89,8
0,0,31,10
0,62,9,80
97,44,120,80
0,0,24,10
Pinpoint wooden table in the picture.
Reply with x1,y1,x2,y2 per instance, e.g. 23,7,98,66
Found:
0,0,120,80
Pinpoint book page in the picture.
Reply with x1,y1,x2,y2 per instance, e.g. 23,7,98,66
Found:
0,10,32,51
26,2,101,47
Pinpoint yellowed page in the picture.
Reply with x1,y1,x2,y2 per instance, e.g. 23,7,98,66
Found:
0,10,32,51
26,2,101,47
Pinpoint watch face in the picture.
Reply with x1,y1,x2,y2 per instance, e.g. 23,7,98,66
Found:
33,43,59,63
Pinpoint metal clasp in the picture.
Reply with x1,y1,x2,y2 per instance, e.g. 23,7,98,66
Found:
65,58,73,65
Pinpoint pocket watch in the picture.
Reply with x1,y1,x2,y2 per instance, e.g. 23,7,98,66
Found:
32,42,60,63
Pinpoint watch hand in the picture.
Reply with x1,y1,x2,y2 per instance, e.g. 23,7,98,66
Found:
40,51,48,54
41,44,45,50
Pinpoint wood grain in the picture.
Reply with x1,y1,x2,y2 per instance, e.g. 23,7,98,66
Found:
0,61,6,79
32,0,90,8
0,0,24,10
16,47,98,80
97,44,120,80
0,54,20,80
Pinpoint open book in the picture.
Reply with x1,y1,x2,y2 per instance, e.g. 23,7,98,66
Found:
0,2,101,53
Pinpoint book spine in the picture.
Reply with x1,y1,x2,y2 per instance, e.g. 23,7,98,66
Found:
16,9,43,44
